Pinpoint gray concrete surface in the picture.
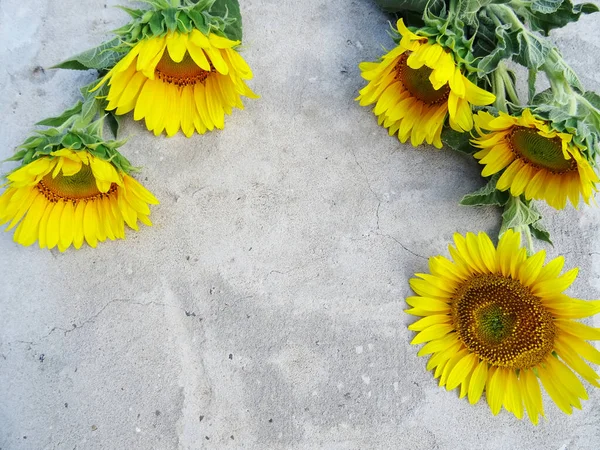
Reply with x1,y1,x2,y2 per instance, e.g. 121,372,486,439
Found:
1,0,600,449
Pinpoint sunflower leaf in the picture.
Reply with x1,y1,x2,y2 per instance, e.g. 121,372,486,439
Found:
460,174,510,207
52,37,124,71
162,8,179,31
107,113,122,138
61,133,83,150
36,102,83,127
442,127,476,154
529,219,552,245
374,0,431,14
514,30,551,69
210,0,242,41
115,6,145,19
500,195,541,235
526,1,599,35
187,9,209,34
475,23,519,75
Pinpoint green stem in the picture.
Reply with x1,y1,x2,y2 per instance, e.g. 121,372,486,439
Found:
492,68,508,113
522,224,535,256
499,62,520,105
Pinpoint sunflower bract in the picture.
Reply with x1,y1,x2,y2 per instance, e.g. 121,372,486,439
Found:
0,149,159,251
406,230,600,424
94,30,258,137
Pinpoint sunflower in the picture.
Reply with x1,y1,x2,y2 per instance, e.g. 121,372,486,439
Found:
94,30,258,137
406,230,600,424
357,19,495,148
0,149,159,251
472,109,598,209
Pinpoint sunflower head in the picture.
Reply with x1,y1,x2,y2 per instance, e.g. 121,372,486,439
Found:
1,143,158,251
472,109,599,209
357,19,495,149
80,0,257,138
407,230,600,424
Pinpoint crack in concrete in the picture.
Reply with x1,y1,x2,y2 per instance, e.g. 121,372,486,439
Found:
374,232,427,260
5,299,198,349
348,148,382,202
266,255,328,279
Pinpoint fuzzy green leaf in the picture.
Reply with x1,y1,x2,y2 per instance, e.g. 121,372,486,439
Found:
61,133,83,150
52,37,123,71
529,220,552,244
583,91,600,110
211,0,242,41
531,0,563,14
107,113,122,138
476,23,518,74
514,30,551,69
3,149,28,163
500,195,541,235
163,8,179,31
374,0,430,13
442,127,476,154
116,6,145,19
149,12,165,35
460,174,510,207
188,9,209,34
527,1,599,35
36,102,83,127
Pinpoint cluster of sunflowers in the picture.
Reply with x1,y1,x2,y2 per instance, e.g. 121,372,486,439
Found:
0,0,256,250
359,0,600,425
2,0,600,426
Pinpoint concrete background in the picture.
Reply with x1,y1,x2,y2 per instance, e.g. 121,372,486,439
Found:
1,0,599,448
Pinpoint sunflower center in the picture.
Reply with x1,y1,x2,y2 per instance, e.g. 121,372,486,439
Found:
155,51,213,87
509,127,575,173
395,53,450,105
37,164,116,203
451,274,555,369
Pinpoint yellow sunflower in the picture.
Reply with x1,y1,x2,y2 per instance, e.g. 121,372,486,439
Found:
357,19,495,148
94,30,258,137
472,109,598,209
406,230,600,424
0,149,158,251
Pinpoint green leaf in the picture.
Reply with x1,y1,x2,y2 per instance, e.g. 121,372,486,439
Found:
52,37,123,71
3,149,28,163
441,127,476,154
529,221,552,244
177,11,192,33
36,102,83,127
514,30,551,69
106,113,122,138
149,12,165,35
115,6,145,19
211,0,242,41
500,195,541,235
531,0,563,14
583,91,600,110
460,174,510,207
188,9,209,34
374,0,430,14
527,1,598,35
163,8,179,31
61,132,83,150
476,23,518,74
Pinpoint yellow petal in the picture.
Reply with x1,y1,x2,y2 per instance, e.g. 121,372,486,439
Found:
166,32,188,63
58,200,75,251
46,199,65,249
83,200,98,248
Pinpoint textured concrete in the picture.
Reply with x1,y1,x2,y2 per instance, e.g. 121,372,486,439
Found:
1,0,600,449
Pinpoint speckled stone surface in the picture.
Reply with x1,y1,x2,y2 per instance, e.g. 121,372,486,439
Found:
1,1,600,449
